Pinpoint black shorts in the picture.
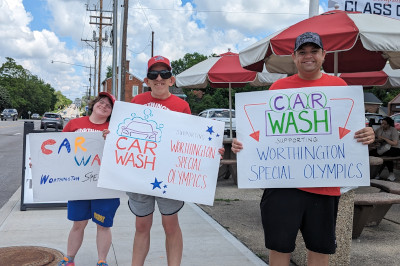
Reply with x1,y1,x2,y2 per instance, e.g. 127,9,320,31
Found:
260,188,339,254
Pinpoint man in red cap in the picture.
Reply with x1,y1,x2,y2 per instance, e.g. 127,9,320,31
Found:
232,32,375,266
128,55,190,266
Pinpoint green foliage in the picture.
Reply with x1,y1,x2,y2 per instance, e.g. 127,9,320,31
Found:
171,52,208,76
0,85,12,109
106,65,112,78
54,91,72,111
184,85,269,114
0,57,69,117
364,87,400,107
172,53,270,113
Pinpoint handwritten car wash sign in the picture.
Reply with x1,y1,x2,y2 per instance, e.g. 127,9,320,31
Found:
30,132,124,201
235,85,370,188
98,101,224,206
329,0,400,20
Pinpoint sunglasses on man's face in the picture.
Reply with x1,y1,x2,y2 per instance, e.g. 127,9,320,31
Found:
147,70,172,80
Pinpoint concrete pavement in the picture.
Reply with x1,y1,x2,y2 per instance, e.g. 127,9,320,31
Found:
0,187,267,266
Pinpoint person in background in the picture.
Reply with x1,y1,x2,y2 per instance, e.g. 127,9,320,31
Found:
58,92,119,266
369,116,400,181
232,32,374,266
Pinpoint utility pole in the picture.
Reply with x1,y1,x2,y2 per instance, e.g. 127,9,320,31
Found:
81,30,98,97
309,0,319,17
88,0,112,95
151,31,154,57
120,0,129,101
98,0,104,94
111,0,118,97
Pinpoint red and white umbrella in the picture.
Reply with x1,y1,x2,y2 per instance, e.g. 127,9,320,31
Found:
175,51,286,137
239,10,400,75
338,64,400,89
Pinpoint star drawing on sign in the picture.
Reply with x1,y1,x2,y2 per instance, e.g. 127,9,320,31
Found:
163,185,168,189
163,190,167,194
151,177,163,190
216,133,220,137
209,137,212,141
206,126,214,135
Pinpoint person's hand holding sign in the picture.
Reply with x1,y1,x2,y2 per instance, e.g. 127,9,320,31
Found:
354,127,375,145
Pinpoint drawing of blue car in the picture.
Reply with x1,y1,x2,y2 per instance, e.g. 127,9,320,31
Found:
121,120,158,141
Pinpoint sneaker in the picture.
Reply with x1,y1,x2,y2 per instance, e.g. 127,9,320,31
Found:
388,173,396,182
58,257,75,266
97,260,108,266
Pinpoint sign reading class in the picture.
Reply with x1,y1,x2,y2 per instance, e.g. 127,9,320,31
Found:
98,101,225,206
329,0,400,19
30,132,123,201
235,86,370,188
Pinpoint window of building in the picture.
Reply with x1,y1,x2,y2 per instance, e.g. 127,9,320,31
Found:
132,85,139,96
129,75,133,80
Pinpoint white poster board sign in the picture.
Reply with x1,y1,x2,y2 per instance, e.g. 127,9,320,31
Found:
30,132,124,201
235,86,370,188
98,101,224,206
329,0,400,20
23,135,65,204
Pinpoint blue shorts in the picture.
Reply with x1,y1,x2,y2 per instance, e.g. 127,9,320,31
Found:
67,198,120,227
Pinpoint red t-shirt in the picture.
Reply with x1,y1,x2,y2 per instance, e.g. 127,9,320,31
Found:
63,116,109,132
131,91,191,114
270,73,347,196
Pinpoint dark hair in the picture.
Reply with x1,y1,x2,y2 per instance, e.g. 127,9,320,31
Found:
88,95,113,121
382,116,394,127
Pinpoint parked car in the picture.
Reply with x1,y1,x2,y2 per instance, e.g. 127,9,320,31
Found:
198,108,236,137
1,109,18,121
40,112,63,130
365,113,383,130
31,113,40,120
390,113,400,131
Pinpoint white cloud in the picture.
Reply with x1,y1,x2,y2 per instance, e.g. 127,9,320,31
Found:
0,0,328,102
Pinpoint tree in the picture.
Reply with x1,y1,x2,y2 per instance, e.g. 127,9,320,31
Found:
171,52,208,76
106,65,112,78
0,57,67,117
364,87,400,107
0,85,11,110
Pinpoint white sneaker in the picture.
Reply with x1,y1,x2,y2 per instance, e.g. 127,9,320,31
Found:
388,173,396,182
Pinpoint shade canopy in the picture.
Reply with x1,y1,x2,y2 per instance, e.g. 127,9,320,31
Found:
239,10,400,75
338,65,400,88
176,51,286,88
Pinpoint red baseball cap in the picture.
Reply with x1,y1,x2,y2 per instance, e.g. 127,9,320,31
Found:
99,91,116,105
147,55,171,71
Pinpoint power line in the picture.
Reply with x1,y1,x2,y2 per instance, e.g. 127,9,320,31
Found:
136,0,153,31
130,7,307,16
127,43,151,55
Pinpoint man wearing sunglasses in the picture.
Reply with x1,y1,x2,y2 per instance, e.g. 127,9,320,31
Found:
128,55,190,266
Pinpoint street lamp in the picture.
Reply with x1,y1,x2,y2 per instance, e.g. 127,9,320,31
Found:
51,60,95,99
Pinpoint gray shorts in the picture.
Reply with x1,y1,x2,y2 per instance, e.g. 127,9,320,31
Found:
127,192,184,217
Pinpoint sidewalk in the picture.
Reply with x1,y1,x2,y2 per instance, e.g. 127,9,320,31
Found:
0,188,267,266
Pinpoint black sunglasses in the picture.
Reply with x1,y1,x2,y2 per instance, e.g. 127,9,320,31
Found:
147,70,172,80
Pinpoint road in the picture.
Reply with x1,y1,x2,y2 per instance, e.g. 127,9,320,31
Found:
0,120,26,209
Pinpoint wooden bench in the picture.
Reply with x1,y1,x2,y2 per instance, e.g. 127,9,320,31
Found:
220,159,237,184
353,192,400,238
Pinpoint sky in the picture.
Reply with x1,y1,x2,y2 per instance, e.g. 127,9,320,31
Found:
0,0,330,101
